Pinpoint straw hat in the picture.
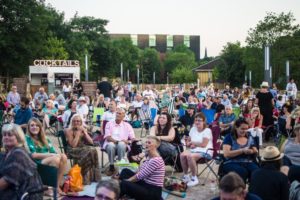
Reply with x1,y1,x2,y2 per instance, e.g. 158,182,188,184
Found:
261,146,284,162
260,81,269,88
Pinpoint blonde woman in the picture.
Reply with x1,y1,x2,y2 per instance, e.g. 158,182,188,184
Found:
65,114,101,184
247,107,263,146
0,124,43,199
26,118,67,195
41,100,58,129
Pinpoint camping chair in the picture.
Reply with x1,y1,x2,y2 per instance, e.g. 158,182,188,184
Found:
45,117,60,137
201,108,216,125
97,120,131,171
274,117,292,148
163,143,182,176
196,125,222,185
232,107,241,119
37,163,58,200
168,98,175,116
162,127,184,175
57,130,73,165
99,120,110,170
138,108,151,138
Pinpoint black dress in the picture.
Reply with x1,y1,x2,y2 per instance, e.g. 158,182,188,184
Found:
256,91,273,127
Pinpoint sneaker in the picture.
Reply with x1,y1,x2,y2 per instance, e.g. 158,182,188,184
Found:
181,175,191,183
187,177,199,187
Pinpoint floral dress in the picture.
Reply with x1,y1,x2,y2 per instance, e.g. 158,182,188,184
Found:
67,131,101,184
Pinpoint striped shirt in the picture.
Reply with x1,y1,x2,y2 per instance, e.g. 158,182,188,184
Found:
136,156,165,187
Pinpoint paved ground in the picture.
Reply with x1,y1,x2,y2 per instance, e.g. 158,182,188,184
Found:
48,127,268,200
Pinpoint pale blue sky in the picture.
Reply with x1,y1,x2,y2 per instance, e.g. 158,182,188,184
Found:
46,0,300,57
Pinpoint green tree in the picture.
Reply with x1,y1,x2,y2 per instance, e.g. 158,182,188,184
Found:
43,37,69,59
217,42,246,87
242,46,264,88
140,48,161,83
164,45,197,73
65,14,109,80
246,12,299,48
111,38,140,80
170,66,197,83
0,0,66,78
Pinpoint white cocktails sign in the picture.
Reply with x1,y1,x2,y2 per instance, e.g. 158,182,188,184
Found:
33,60,80,67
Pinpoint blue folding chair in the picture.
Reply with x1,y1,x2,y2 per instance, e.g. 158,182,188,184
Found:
178,107,185,118
201,109,216,125
150,108,158,126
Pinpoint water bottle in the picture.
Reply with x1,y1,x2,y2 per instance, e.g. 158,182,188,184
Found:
96,114,101,127
210,180,217,194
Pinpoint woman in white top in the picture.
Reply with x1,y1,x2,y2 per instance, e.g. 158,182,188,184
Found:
180,112,213,187
62,81,72,99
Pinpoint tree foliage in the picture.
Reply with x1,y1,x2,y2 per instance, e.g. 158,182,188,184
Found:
246,12,299,48
140,48,161,83
0,0,65,77
217,42,246,87
170,66,197,84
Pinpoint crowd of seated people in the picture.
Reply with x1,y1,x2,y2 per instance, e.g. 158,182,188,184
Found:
1,79,300,199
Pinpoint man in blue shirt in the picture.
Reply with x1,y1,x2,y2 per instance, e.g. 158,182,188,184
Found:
14,97,33,129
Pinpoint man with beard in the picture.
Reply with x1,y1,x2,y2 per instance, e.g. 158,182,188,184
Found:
14,97,33,129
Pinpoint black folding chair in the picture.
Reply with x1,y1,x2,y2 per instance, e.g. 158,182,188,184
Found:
37,163,58,200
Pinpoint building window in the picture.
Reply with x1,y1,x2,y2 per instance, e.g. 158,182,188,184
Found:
167,35,173,48
184,35,190,47
149,35,156,47
131,34,138,46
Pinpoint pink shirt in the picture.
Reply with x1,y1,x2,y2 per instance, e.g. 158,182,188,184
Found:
103,120,135,149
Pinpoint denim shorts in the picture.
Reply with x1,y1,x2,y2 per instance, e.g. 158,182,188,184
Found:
197,152,212,160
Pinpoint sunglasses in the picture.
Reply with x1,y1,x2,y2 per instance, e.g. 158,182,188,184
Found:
2,132,14,137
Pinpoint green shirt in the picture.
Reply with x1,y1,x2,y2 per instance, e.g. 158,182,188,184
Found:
26,135,56,154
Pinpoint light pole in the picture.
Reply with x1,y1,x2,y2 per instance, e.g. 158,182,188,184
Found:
85,54,88,81
286,60,290,84
167,72,169,85
136,64,140,90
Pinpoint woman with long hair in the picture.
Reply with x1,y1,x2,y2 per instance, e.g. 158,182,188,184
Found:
26,118,67,195
222,118,259,183
65,114,101,184
180,113,213,187
150,112,178,167
247,107,264,146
